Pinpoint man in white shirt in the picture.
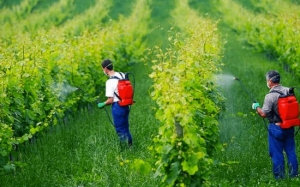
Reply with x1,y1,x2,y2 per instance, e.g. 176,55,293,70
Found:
98,59,133,148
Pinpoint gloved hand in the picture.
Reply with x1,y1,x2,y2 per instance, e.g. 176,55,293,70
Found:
97,102,106,108
252,102,260,110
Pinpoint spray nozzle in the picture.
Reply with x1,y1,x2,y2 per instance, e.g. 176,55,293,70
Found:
74,87,85,92
234,77,240,81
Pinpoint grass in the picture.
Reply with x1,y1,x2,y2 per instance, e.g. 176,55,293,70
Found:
1,0,300,186
145,0,176,48
106,0,136,20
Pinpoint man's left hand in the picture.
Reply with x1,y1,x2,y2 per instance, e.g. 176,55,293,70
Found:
252,102,260,110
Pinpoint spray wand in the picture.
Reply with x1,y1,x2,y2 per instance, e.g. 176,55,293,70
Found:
233,77,276,134
234,77,257,103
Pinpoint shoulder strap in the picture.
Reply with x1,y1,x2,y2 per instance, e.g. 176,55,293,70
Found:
270,88,296,98
269,90,284,95
110,76,120,80
114,92,122,101
119,72,125,79
109,72,125,80
269,90,283,123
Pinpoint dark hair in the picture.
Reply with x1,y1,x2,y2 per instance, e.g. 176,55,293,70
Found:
101,59,113,70
266,70,280,83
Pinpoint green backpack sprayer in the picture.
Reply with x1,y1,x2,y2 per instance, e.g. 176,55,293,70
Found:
234,77,300,133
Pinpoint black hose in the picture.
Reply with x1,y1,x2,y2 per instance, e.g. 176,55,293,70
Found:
103,107,114,126
126,72,136,105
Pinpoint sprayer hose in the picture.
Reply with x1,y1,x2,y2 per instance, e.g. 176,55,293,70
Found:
103,107,114,126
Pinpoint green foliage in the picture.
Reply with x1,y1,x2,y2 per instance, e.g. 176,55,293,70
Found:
0,123,14,157
218,0,300,78
146,1,225,183
0,0,151,174
131,159,152,175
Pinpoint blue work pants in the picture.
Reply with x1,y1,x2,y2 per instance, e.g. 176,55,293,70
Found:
268,124,298,179
111,102,132,145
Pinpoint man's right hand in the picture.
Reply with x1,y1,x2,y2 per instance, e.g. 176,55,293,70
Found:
97,102,106,108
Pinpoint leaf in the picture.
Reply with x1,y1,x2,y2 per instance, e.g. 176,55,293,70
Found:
3,163,15,172
166,161,180,184
182,160,198,175
131,159,151,175
162,144,174,155
0,150,8,157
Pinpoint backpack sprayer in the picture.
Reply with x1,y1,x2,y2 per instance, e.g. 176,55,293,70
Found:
100,72,136,126
72,72,136,127
234,77,300,135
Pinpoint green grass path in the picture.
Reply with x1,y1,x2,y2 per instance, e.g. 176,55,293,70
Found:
191,1,300,185
1,0,300,186
213,23,300,185
204,5,300,186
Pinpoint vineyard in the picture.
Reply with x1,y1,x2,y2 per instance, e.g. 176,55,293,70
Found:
1,0,300,186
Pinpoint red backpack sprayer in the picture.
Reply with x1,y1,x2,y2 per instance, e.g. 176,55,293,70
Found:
270,88,300,128
100,72,135,126
234,77,300,134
